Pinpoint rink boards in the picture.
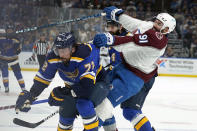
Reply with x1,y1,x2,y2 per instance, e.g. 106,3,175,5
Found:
17,52,197,77
158,57,197,77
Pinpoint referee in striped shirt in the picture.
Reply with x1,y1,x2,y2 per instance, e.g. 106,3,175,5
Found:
33,34,49,68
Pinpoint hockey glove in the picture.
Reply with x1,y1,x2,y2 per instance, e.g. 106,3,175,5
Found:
104,6,124,21
93,33,114,47
48,86,71,106
15,90,36,114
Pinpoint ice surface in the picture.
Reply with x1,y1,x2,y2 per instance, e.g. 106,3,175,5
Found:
0,71,197,131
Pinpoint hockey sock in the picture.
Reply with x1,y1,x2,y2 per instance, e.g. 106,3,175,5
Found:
103,116,117,131
76,99,99,131
132,114,153,131
123,108,153,131
18,78,25,89
3,77,9,91
58,115,75,131
13,70,25,89
98,117,104,127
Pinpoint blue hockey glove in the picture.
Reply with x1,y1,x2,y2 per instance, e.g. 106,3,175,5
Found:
93,33,114,47
15,90,35,114
48,86,70,106
104,6,124,21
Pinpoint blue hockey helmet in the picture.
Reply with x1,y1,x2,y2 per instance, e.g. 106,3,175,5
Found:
54,32,76,49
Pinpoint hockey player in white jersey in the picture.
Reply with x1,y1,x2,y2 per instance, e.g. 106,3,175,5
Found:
93,6,176,131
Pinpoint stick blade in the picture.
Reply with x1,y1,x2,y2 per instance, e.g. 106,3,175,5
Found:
13,118,39,128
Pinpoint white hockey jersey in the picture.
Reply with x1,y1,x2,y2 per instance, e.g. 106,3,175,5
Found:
113,14,168,82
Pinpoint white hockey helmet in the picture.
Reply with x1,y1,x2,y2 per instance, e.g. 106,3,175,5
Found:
156,13,176,34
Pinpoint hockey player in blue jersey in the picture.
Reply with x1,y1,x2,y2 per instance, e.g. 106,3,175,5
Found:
0,27,25,93
15,32,110,131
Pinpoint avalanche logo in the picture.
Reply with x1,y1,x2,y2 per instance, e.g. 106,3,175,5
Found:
157,59,167,68
155,32,163,40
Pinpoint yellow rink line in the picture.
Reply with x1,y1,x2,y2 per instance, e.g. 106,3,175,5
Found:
8,68,39,72
158,74,197,78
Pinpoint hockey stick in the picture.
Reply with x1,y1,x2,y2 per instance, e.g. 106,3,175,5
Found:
13,110,59,128
0,99,48,111
15,13,106,34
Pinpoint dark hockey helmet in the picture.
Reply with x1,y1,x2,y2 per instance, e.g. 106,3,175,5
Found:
54,32,76,49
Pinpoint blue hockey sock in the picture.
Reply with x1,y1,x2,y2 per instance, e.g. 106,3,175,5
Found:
103,116,116,126
76,99,99,131
18,79,25,88
3,78,9,88
98,117,104,127
14,70,25,89
58,115,75,131
123,108,153,131
132,114,153,131
103,116,117,131
123,108,142,121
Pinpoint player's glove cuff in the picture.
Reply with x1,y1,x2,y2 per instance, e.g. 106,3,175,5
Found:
111,8,124,21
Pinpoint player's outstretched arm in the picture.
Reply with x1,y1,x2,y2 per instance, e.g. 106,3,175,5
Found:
103,6,153,33
15,52,57,114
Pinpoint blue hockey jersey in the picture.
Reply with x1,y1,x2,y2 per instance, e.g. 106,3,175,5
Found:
31,42,102,98
0,36,21,63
